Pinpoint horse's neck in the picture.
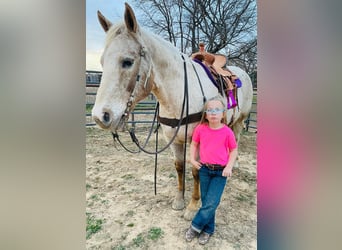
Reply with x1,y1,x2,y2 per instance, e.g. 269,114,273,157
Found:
144,34,189,116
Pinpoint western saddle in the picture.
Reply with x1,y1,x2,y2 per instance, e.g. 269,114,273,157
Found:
191,43,241,109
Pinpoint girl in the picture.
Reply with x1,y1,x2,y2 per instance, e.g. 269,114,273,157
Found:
185,95,238,245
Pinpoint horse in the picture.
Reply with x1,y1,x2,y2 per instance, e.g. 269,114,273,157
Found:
92,3,253,220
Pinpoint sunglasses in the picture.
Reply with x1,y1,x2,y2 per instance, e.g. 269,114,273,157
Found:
205,108,225,114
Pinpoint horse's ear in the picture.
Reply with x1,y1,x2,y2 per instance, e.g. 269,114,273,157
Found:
124,3,138,33
97,10,112,32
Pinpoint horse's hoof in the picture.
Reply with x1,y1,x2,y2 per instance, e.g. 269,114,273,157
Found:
183,209,196,221
171,199,185,210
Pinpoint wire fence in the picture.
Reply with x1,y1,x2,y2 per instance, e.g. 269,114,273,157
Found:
246,90,257,132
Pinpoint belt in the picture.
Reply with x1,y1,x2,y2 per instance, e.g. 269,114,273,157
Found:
201,163,225,170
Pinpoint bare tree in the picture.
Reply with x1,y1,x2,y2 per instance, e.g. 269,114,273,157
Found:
132,0,257,75
134,0,180,46
229,37,257,75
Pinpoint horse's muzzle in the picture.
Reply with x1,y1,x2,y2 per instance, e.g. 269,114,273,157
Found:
93,110,113,129
93,110,129,132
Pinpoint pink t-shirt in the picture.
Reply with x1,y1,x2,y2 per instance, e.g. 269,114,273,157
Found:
192,123,237,166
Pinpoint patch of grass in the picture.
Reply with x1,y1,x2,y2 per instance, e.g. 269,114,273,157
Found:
111,245,126,250
120,227,163,248
236,193,249,202
252,94,257,103
86,183,91,190
234,243,241,249
114,220,123,225
86,213,103,239
86,104,93,113
121,233,128,240
90,194,100,201
121,174,134,180
126,210,134,217
235,193,254,202
185,176,192,181
132,233,145,247
148,227,164,241
234,168,256,183
101,199,109,205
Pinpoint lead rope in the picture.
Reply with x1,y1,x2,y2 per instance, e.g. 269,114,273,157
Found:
182,54,189,198
154,103,160,195
112,103,161,195
113,54,190,196
131,55,189,196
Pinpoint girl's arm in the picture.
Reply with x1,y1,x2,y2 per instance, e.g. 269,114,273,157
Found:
222,148,238,177
189,141,201,170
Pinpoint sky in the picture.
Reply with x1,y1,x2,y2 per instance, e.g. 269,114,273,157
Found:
86,0,137,70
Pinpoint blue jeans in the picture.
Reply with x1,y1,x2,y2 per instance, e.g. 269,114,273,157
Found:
191,165,227,234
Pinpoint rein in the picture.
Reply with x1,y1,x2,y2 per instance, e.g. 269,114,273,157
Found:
112,54,195,197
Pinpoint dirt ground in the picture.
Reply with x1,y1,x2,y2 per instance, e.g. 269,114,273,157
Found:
86,126,257,249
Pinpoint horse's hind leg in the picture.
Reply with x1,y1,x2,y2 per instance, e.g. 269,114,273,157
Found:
231,113,247,144
230,113,248,167
184,167,200,221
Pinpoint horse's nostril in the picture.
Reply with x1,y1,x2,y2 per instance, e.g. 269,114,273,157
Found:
103,112,110,123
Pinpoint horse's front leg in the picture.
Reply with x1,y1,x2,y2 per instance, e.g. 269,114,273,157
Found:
184,166,200,220
171,159,185,210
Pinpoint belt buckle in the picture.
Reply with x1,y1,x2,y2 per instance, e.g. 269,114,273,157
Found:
207,164,215,170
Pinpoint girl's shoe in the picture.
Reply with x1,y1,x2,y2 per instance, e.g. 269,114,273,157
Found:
185,227,198,242
198,232,211,245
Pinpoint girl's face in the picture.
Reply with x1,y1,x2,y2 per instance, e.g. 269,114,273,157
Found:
205,100,225,124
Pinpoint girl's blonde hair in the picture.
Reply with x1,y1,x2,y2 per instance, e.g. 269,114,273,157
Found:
199,95,227,124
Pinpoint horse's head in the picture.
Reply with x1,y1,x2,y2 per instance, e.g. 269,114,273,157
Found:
92,3,154,131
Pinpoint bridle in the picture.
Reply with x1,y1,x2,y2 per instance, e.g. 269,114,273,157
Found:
111,49,205,196
117,46,152,129
112,45,196,153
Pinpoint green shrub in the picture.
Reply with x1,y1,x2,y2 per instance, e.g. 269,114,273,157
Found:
148,227,164,241
133,233,145,247
86,213,103,239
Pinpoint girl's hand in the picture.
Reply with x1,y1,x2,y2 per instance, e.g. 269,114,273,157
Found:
222,167,232,177
190,160,202,170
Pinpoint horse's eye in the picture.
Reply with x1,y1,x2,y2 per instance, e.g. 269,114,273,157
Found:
122,59,134,68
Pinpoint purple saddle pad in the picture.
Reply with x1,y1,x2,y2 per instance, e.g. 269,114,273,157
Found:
234,78,242,88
